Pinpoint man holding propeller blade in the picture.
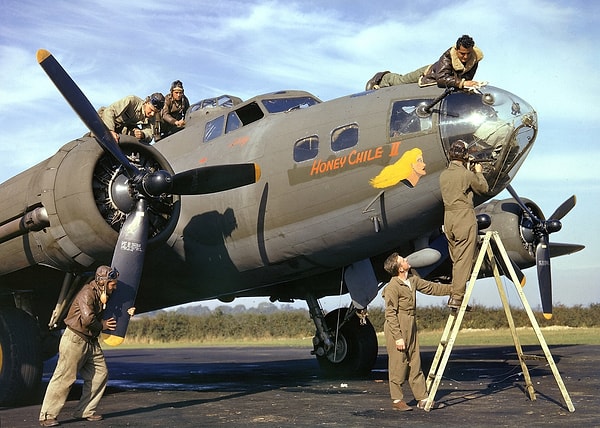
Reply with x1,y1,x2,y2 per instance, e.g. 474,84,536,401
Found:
39,266,133,427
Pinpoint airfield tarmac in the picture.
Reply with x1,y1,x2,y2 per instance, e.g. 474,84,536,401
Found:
1,344,598,427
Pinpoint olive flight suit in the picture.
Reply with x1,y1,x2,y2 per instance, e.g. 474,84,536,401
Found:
383,276,452,402
440,160,489,300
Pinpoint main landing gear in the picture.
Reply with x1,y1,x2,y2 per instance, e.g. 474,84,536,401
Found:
306,294,378,377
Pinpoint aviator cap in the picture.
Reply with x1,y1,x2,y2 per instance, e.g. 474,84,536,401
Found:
148,92,165,110
95,265,119,282
448,140,468,161
170,80,184,92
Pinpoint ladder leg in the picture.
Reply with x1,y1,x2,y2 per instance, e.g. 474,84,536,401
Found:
487,240,536,400
492,233,575,412
423,232,492,411
426,311,456,391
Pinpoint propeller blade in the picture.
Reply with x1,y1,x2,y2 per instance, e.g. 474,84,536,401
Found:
101,199,149,346
37,49,138,177
506,184,539,221
548,195,576,220
549,242,585,258
536,236,553,319
171,163,261,195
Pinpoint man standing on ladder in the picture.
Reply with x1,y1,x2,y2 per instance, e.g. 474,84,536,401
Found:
440,140,489,310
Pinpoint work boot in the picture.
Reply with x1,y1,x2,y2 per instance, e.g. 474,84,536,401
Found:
392,400,412,411
365,71,390,90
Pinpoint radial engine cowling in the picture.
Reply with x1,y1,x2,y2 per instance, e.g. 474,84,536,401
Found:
0,136,178,276
475,197,545,269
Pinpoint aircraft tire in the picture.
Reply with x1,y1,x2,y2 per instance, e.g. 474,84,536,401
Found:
0,307,43,406
316,308,378,377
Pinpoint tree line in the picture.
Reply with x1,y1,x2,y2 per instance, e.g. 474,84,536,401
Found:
126,303,600,343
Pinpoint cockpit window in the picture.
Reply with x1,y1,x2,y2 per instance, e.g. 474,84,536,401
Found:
390,100,432,137
331,123,358,152
204,115,225,142
226,111,242,133
294,135,319,162
191,95,241,112
262,96,319,113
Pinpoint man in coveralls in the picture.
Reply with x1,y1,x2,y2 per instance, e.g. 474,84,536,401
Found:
440,140,489,309
383,253,453,411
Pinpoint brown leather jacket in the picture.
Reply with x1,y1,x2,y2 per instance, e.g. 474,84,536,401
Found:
64,280,104,341
419,46,484,89
161,93,190,125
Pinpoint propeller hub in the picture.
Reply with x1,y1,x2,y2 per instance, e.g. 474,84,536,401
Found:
546,219,562,234
142,170,173,196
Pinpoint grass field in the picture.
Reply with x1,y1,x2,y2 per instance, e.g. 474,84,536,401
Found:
109,326,600,350
415,326,600,346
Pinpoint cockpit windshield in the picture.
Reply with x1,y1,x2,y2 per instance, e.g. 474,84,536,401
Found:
439,86,537,192
261,96,319,113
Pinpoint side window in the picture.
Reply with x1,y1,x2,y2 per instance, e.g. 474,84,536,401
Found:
390,100,432,138
331,123,358,152
294,135,319,162
204,115,225,142
226,111,242,133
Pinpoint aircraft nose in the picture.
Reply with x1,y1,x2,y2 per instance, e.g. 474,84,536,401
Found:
438,86,537,193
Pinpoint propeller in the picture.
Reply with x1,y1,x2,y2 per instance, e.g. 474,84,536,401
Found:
37,49,260,344
506,185,576,319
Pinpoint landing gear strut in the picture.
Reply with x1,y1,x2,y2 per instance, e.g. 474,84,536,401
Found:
306,294,378,377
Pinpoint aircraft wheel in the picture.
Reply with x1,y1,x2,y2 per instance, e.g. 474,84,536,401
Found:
0,307,43,406
316,308,378,377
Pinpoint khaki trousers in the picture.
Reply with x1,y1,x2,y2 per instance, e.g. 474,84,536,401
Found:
379,65,430,86
444,208,478,299
385,316,427,402
39,328,108,421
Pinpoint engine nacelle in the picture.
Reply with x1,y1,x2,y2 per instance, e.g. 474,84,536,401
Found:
0,136,177,275
476,197,545,269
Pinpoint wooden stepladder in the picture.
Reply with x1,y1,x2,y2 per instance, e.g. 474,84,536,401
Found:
422,231,575,412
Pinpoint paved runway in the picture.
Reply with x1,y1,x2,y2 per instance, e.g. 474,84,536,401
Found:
1,344,598,427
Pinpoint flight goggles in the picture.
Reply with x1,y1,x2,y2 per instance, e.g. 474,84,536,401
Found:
107,267,119,280
150,94,164,110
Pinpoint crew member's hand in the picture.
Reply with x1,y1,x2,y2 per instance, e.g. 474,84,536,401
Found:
133,129,144,139
102,317,117,331
395,338,406,352
464,80,483,88
474,163,483,173
127,307,136,317
110,131,120,142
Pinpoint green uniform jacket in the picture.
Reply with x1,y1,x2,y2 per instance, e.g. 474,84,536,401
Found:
101,95,155,143
383,276,452,345
439,161,488,211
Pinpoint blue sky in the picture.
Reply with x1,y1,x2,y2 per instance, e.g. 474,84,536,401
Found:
0,0,598,311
